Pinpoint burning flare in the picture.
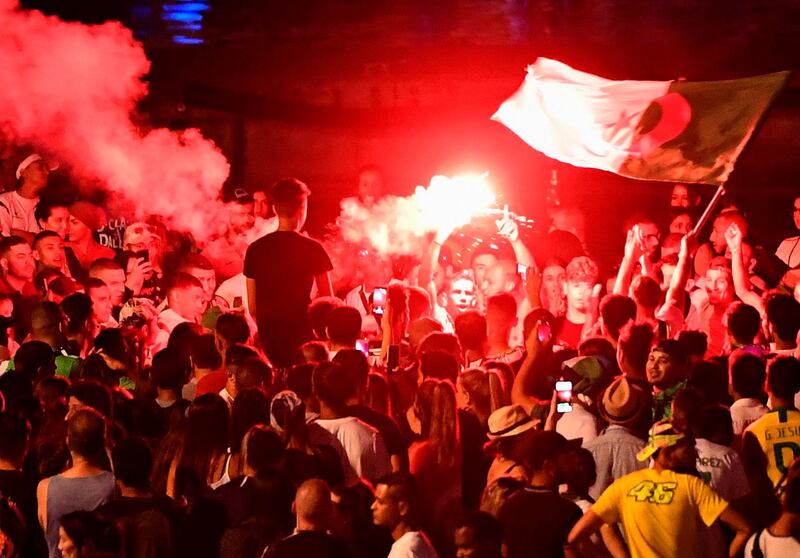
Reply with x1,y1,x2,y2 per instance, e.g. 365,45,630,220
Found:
338,173,495,256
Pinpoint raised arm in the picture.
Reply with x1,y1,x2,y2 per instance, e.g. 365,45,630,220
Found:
725,223,764,315
496,206,535,269
663,231,696,312
613,226,644,295
511,322,551,413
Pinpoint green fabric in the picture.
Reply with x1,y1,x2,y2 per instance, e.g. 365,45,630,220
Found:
55,355,81,378
652,380,686,422
7,351,81,379
118,376,136,390
619,71,789,185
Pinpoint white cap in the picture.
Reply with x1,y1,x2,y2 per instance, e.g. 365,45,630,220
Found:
15,154,42,180
15,154,57,180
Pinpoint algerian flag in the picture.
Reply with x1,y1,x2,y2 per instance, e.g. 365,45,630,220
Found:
492,58,789,185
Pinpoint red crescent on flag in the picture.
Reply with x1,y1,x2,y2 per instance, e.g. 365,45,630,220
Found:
631,92,692,158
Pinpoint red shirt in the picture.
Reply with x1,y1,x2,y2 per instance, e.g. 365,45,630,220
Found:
195,369,227,397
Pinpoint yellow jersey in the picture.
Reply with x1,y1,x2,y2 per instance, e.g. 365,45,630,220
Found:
593,468,728,558
744,408,800,486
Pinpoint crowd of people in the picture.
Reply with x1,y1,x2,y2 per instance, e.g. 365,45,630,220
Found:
0,154,799,558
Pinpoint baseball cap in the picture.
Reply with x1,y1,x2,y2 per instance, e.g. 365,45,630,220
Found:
15,154,58,179
636,420,686,462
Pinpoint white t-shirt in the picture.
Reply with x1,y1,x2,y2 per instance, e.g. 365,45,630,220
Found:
0,190,39,235
388,531,438,558
314,416,391,485
730,397,768,436
556,398,598,445
695,438,749,502
744,528,800,557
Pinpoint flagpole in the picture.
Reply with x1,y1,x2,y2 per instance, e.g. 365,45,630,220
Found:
691,184,726,236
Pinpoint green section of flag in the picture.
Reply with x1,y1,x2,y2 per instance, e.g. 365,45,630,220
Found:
618,71,789,185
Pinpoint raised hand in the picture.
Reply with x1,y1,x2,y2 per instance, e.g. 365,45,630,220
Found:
624,225,644,261
495,204,520,242
725,223,743,253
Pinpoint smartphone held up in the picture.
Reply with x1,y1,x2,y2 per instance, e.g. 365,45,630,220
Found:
555,380,573,413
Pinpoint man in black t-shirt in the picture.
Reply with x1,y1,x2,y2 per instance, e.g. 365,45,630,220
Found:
0,412,46,557
498,431,582,558
263,479,348,558
244,178,333,368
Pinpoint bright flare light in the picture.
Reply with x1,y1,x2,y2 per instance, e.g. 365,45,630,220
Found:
337,173,495,256
414,173,496,233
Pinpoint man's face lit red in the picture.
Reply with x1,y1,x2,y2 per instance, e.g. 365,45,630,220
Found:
646,349,679,388
253,191,269,219
481,265,513,298
358,170,384,205
41,207,71,239
35,236,66,271
22,160,50,191
709,218,730,254
472,254,497,291
565,280,592,312
89,285,113,323
670,184,691,208
92,269,125,306
447,277,476,315
541,264,566,300
638,222,661,257
705,268,733,306
176,285,207,321
229,202,255,235
188,266,216,303
371,484,401,528
3,243,36,281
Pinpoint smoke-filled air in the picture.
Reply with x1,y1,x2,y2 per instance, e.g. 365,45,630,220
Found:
0,0,230,240
337,173,495,256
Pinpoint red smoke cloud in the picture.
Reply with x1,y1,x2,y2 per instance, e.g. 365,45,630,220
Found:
0,0,229,239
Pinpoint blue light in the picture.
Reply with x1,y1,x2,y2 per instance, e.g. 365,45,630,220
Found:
162,11,204,23
172,35,205,45
167,22,203,32
163,3,210,13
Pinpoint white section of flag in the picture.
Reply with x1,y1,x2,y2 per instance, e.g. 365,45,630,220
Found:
492,58,670,171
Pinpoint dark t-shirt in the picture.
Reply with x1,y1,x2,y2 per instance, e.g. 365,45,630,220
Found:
264,530,349,558
243,231,332,366
97,495,178,558
0,469,46,556
499,488,583,558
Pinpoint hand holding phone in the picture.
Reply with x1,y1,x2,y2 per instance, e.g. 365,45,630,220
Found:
555,380,573,413
372,287,387,316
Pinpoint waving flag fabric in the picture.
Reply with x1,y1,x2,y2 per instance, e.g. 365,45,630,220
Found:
492,58,789,185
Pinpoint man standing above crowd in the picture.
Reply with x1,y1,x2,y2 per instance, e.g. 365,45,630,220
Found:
0,153,52,239
245,178,333,368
